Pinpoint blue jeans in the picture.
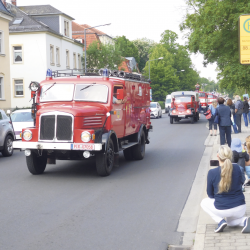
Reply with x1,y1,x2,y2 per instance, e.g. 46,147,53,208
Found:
245,166,250,179
243,113,248,127
219,126,231,147
248,111,250,123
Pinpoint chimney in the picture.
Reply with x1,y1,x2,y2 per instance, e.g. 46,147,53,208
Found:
11,0,16,6
2,0,6,6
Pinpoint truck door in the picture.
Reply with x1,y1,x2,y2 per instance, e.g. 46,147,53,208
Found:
111,85,126,138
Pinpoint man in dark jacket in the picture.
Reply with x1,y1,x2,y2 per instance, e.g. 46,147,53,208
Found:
243,97,249,127
215,97,232,147
235,95,244,132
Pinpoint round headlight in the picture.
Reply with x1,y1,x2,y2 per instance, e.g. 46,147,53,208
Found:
81,132,91,142
23,130,32,141
173,110,176,114
29,81,40,91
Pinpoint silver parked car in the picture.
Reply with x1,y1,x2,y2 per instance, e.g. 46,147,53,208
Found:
0,109,14,156
150,102,162,119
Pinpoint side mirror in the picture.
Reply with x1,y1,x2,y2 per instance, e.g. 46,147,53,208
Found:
117,89,124,100
6,110,11,115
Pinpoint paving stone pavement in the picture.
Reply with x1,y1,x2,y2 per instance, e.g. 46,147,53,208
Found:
193,122,250,250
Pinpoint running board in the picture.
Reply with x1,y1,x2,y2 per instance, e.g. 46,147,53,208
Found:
120,142,138,150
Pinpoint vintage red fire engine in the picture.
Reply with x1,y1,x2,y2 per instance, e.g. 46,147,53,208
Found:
13,69,152,176
198,91,208,111
169,91,200,124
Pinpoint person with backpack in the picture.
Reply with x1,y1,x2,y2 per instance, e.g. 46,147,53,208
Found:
208,99,218,136
243,97,249,127
235,95,244,133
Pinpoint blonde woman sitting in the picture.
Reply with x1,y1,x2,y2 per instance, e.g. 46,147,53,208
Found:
201,145,250,233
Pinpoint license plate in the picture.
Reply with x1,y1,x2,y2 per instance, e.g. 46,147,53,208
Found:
178,115,185,117
71,143,95,150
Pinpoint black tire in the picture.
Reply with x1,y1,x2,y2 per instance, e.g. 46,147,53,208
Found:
156,113,159,119
96,139,114,176
132,131,145,160
26,150,47,175
196,112,199,121
160,112,162,118
191,116,194,124
2,135,14,157
170,116,173,124
123,147,133,161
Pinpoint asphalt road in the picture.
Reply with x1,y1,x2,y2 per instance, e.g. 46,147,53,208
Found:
0,114,208,250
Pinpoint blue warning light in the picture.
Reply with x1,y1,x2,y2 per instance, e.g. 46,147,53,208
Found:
46,69,52,78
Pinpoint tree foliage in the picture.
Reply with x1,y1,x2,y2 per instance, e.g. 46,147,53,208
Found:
85,41,123,70
143,30,199,101
115,36,140,66
181,0,250,93
132,38,156,72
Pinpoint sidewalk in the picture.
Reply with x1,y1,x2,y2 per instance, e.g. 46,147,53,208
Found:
193,125,250,250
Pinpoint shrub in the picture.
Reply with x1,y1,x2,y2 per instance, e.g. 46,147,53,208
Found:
158,101,165,109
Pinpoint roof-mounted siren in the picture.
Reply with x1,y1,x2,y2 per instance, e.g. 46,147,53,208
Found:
102,68,109,80
46,69,52,80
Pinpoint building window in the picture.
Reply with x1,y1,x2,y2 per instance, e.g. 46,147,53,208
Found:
13,46,22,63
50,45,54,65
0,77,3,99
64,20,69,37
56,47,60,66
0,32,2,54
73,53,76,69
14,80,24,96
66,50,69,68
78,54,81,69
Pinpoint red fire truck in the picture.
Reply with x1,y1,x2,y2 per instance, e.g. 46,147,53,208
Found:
13,69,152,176
198,91,208,112
169,91,200,124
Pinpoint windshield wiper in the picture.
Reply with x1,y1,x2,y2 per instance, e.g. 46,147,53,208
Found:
43,82,56,94
80,83,96,91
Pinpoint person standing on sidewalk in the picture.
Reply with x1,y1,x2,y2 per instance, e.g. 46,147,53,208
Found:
208,100,218,136
227,98,238,134
201,145,250,233
243,135,250,187
243,97,249,127
248,98,250,122
215,97,232,147
235,95,244,132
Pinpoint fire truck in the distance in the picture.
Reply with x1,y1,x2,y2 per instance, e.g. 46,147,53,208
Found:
198,91,208,112
13,69,152,176
169,91,200,124
207,93,218,105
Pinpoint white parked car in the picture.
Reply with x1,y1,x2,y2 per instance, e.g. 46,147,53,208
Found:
10,109,34,139
150,102,162,119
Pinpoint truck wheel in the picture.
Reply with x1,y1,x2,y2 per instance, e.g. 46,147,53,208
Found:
170,116,173,124
96,139,114,176
26,150,47,175
123,147,133,161
2,135,14,157
196,113,199,121
191,116,194,124
132,131,145,160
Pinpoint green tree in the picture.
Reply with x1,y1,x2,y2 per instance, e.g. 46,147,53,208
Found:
181,0,250,93
84,41,123,70
115,36,140,66
132,38,156,72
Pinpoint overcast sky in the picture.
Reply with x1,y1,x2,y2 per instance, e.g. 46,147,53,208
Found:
13,0,217,82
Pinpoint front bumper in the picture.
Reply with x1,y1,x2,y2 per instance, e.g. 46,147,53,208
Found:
150,113,158,118
170,114,194,118
13,141,102,151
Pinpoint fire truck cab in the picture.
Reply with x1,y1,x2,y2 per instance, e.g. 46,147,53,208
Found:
169,91,200,124
13,69,152,176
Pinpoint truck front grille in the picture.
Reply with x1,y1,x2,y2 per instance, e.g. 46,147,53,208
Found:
39,113,73,141
83,117,103,128
40,115,55,140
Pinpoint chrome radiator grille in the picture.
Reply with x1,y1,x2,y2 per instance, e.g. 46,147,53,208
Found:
39,112,73,141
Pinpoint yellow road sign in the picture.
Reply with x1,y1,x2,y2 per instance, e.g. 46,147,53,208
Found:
239,14,250,64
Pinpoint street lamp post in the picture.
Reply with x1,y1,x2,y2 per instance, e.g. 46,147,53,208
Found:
174,69,185,76
148,57,163,80
84,23,111,73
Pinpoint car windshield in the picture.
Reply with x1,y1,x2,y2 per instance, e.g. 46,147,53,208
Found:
166,99,171,103
40,84,74,102
150,103,157,108
208,95,213,98
74,84,108,103
199,93,206,97
175,95,192,102
11,112,33,122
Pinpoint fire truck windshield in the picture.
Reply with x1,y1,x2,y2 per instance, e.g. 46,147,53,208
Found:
199,93,206,97
174,95,192,102
40,84,74,102
208,95,213,98
74,84,108,103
